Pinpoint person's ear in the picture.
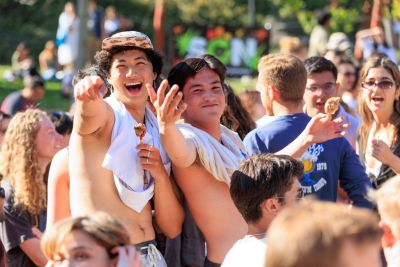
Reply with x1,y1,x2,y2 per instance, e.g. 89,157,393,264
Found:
269,86,280,101
263,198,281,215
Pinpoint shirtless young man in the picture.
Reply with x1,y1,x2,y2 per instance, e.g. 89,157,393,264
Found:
69,31,183,265
148,54,350,266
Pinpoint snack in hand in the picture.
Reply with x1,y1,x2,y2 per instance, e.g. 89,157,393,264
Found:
134,123,146,144
324,97,340,120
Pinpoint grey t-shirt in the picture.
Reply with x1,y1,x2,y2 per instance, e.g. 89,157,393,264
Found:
0,181,46,267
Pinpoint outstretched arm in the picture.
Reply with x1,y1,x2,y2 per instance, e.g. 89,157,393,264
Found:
278,114,349,158
147,80,196,168
73,75,112,136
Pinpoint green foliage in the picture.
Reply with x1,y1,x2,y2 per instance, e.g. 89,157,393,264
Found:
0,0,156,65
170,0,272,27
330,7,360,34
270,0,365,36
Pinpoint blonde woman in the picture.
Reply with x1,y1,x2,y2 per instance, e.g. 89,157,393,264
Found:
0,109,61,267
358,56,400,188
41,212,141,267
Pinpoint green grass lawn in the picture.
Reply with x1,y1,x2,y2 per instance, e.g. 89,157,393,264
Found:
0,65,72,112
0,65,256,112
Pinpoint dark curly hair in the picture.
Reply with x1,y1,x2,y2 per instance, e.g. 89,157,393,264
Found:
94,46,163,78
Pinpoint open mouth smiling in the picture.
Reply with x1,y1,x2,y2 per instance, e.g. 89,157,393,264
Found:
125,82,142,93
371,95,384,103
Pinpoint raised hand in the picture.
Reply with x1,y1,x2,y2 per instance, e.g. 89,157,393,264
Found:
74,75,108,101
112,245,142,267
146,80,187,125
304,113,349,144
370,139,395,165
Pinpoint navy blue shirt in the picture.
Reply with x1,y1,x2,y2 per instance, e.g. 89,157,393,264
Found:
244,113,372,209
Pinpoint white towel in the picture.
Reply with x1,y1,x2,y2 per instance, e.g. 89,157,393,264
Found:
102,94,170,212
177,123,247,185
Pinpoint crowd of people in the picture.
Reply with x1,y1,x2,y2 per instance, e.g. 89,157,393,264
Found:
0,6,399,267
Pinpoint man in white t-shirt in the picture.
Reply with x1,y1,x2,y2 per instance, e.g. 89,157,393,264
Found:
222,153,304,267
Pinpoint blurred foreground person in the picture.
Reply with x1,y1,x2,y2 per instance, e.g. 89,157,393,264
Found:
265,199,383,267
41,212,141,267
370,176,400,267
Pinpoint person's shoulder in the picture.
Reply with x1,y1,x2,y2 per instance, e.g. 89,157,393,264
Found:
4,90,22,100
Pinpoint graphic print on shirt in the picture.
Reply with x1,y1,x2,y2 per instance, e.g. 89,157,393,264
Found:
300,144,328,194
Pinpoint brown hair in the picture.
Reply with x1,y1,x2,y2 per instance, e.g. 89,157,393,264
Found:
265,199,383,267
230,153,303,223
257,54,307,102
238,90,263,120
358,56,400,151
41,212,130,261
221,84,255,139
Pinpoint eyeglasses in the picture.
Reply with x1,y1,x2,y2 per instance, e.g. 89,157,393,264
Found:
362,80,395,90
305,83,336,93
275,189,305,201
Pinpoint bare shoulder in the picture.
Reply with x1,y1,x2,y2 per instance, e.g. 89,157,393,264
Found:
48,148,70,185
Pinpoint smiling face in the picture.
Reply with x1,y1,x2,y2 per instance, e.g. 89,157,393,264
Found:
107,49,156,110
52,230,114,267
182,68,225,127
304,71,339,117
361,67,399,116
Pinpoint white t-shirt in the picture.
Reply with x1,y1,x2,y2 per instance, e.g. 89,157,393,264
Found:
386,241,400,267
221,235,268,267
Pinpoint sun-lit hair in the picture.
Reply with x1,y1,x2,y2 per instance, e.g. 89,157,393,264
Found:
358,56,400,151
265,199,382,267
258,54,307,103
41,212,130,261
369,175,400,230
0,109,47,215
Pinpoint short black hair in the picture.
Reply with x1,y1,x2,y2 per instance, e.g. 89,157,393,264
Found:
167,54,226,91
24,76,45,90
50,111,73,135
317,10,331,25
304,56,338,80
230,154,303,223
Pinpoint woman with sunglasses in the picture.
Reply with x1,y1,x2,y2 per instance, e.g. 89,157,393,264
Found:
358,56,400,188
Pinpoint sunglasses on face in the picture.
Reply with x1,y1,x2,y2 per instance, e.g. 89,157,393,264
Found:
361,80,395,90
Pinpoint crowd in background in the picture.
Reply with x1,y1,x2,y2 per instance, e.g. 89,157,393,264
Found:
0,4,399,267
